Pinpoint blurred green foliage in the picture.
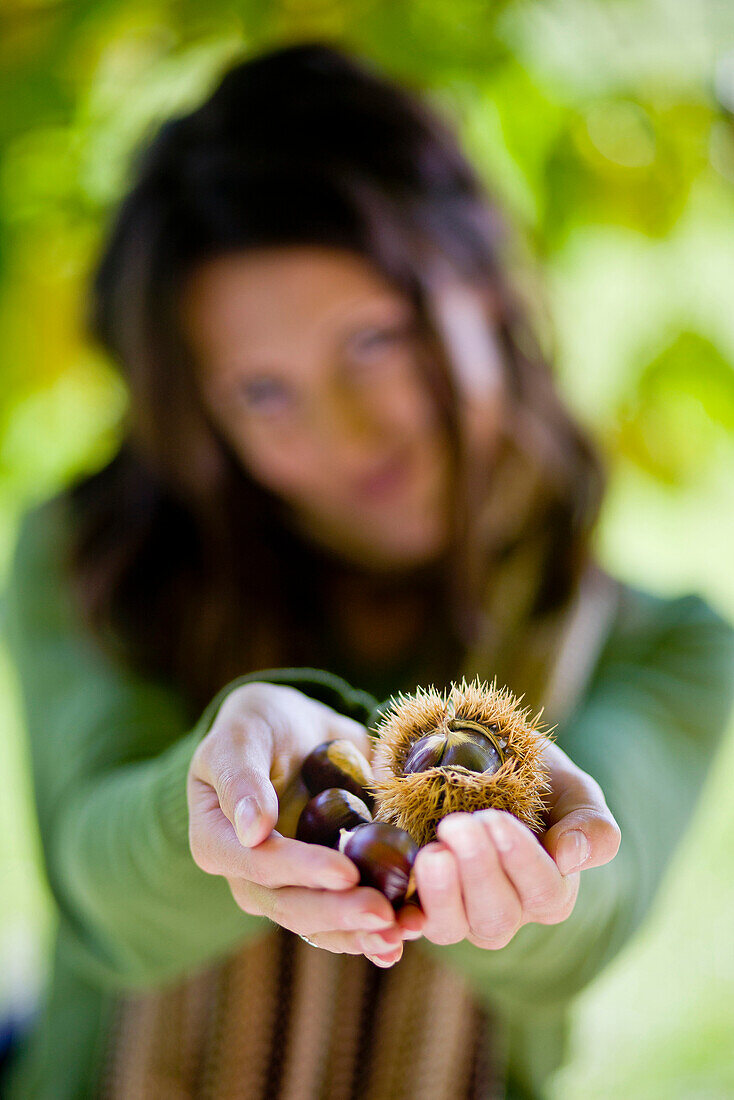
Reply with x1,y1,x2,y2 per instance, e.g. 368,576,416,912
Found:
1,2,733,1097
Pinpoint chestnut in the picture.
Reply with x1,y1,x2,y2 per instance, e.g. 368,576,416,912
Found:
296,788,372,848
301,739,376,810
338,821,419,908
403,719,503,777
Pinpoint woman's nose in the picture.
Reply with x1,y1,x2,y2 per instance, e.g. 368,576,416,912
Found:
314,386,385,464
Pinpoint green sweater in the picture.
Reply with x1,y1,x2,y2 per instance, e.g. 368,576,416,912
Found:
2,497,734,1100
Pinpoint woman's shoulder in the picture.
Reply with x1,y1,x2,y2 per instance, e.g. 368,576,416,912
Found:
10,491,73,563
604,578,734,661
3,493,75,623
4,491,200,732
8,452,135,587
590,574,734,729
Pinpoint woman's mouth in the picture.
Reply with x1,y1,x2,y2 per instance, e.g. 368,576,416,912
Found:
353,450,412,502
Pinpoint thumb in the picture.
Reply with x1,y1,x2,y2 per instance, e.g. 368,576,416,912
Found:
544,808,622,875
233,786,279,849
210,741,280,849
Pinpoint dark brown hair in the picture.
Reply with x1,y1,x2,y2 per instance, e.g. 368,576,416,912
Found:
67,41,603,713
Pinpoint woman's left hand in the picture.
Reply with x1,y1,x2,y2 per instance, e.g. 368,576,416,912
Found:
397,740,621,949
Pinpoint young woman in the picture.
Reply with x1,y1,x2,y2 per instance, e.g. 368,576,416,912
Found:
4,41,733,1100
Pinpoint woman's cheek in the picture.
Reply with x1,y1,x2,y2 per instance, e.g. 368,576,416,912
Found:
231,429,316,498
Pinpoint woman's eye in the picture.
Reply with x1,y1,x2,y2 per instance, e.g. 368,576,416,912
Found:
349,323,412,363
354,328,394,353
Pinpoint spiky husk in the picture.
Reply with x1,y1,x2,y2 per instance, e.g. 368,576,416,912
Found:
367,677,554,847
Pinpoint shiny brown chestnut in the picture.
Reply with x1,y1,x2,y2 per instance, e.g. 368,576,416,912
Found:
296,788,373,849
301,739,376,810
338,821,419,908
403,719,504,777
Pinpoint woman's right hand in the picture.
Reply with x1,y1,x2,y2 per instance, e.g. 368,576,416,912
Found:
187,681,420,966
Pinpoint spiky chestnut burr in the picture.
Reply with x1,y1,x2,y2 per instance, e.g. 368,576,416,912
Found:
367,677,554,847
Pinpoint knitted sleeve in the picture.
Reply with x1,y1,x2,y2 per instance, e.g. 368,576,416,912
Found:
2,498,378,992
414,587,734,1028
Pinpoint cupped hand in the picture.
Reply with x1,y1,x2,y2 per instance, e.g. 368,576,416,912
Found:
405,739,622,949
187,682,411,966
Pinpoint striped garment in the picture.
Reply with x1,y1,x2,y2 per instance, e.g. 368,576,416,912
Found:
102,926,500,1099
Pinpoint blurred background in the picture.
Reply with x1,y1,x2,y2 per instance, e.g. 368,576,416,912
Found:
1,2,733,1096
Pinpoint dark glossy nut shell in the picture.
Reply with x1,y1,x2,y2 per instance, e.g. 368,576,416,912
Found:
339,821,419,908
301,739,376,810
402,733,446,774
403,725,502,777
442,729,502,772
296,788,372,848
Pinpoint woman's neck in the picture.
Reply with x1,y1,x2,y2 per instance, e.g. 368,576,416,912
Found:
332,582,429,665
326,559,444,668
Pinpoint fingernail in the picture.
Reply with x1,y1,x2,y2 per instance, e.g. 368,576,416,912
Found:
556,830,589,875
344,912,392,930
399,911,424,934
423,851,451,880
235,797,261,846
484,811,513,853
364,933,397,953
370,954,400,968
323,870,357,890
401,928,423,940
361,913,395,931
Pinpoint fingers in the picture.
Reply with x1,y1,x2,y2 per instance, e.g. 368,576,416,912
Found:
193,708,279,848
189,780,360,889
191,683,374,850
541,742,622,875
301,926,406,967
477,810,578,924
229,876,397,933
436,813,522,947
361,932,405,967
395,902,425,941
413,842,469,944
230,680,374,778
546,810,621,876
307,906,423,966
227,874,408,964
423,809,581,949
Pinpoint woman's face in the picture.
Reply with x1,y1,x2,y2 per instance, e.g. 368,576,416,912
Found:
182,246,453,571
